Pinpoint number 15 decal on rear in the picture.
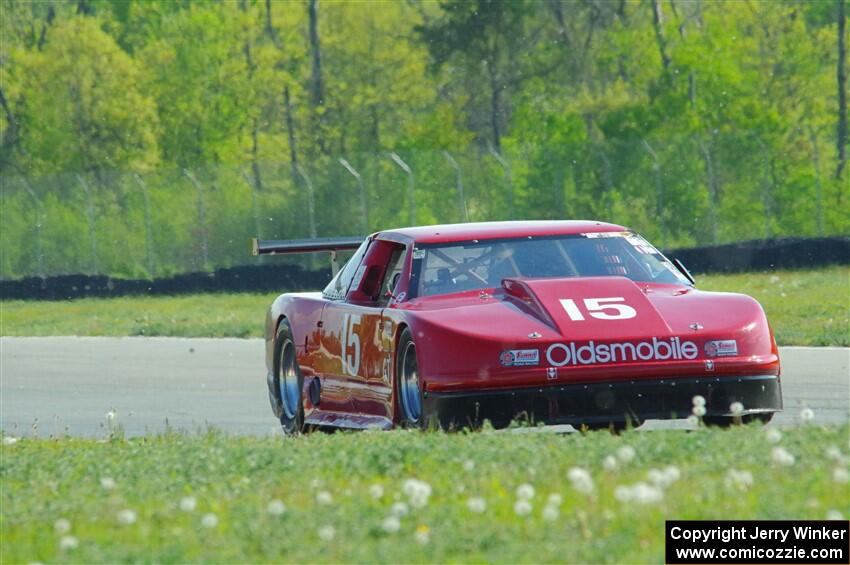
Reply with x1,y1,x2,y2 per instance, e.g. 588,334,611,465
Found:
339,313,362,375
560,297,637,321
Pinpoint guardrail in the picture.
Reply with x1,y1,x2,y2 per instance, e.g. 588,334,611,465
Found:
1,237,847,301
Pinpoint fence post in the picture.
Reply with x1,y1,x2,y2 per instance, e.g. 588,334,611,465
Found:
443,150,469,223
75,174,99,275
21,177,45,279
241,170,264,239
183,169,209,271
294,163,318,239
241,170,264,264
488,144,513,220
339,157,368,234
389,152,415,226
641,140,666,248
132,173,156,278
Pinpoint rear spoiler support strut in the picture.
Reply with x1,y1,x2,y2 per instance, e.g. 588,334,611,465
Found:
250,236,365,275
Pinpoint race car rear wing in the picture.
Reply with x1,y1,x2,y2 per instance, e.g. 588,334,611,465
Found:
250,236,365,275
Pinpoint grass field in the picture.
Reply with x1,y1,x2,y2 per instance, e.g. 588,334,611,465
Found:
2,423,848,563
1,266,847,345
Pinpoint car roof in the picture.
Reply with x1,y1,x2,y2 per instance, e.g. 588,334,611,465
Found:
376,220,628,245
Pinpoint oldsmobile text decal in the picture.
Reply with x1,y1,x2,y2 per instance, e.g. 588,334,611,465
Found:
546,337,699,366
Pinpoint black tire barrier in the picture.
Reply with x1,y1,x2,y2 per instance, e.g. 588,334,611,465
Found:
1,236,847,301
0,264,332,301
666,236,849,274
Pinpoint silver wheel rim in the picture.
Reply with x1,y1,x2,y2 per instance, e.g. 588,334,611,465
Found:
278,339,299,419
400,341,421,422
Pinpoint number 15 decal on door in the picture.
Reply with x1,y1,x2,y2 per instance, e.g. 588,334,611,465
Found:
559,297,637,321
339,313,362,375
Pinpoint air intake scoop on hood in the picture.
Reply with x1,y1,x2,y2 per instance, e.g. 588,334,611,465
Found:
502,276,673,340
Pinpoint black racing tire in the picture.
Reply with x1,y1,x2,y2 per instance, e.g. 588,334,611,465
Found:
273,319,304,434
703,412,774,428
395,327,427,429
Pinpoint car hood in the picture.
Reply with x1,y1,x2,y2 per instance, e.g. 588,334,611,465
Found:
398,276,778,389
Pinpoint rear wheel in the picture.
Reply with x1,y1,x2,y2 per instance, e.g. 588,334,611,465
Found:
273,319,304,434
396,328,425,428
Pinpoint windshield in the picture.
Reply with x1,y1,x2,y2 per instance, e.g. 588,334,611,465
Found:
410,232,690,298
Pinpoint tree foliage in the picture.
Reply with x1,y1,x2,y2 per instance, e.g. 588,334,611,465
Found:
0,0,847,278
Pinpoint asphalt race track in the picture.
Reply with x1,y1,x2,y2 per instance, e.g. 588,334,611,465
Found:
1,337,847,437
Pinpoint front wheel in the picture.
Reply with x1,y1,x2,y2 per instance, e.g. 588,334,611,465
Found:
273,319,304,434
396,328,425,428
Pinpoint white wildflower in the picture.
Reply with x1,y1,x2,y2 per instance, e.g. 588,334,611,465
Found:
318,525,335,541
391,502,409,517
402,479,432,508
692,405,706,418
515,483,535,500
117,509,137,525
800,407,814,422
267,499,286,516
316,490,333,505
542,505,560,521
602,455,618,472
692,395,706,407
686,415,700,426
381,516,401,534
724,469,754,491
59,535,78,551
826,510,845,521
547,493,563,506
772,447,795,467
466,497,487,513
730,402,744,416
614,482,664,505
3,436,19,446
616,445,636,463
100,477,116,490
648,466,681,489
825,446,843,461
369,484,384,499
833,467,849,484
765,428,782,443
568,467,594,494
201,513,218,529
179,496,197,512
462,459,475,471
514,499,532,516
54,518,71,534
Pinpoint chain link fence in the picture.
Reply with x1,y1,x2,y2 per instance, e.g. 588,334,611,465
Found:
1,139,846,280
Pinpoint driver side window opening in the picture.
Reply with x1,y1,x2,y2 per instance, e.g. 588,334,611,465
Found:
345,239,408,305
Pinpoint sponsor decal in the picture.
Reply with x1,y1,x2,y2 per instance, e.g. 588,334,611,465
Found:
582,231,630,239
704,359,715,372
499,349,540,367
704,339,738,358
546,367,558,380
412,249,426,260
545,337,699,367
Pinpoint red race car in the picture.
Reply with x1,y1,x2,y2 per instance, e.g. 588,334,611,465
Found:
253,221,782,433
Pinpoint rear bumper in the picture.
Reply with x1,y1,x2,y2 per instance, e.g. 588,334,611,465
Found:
423,374,782,428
